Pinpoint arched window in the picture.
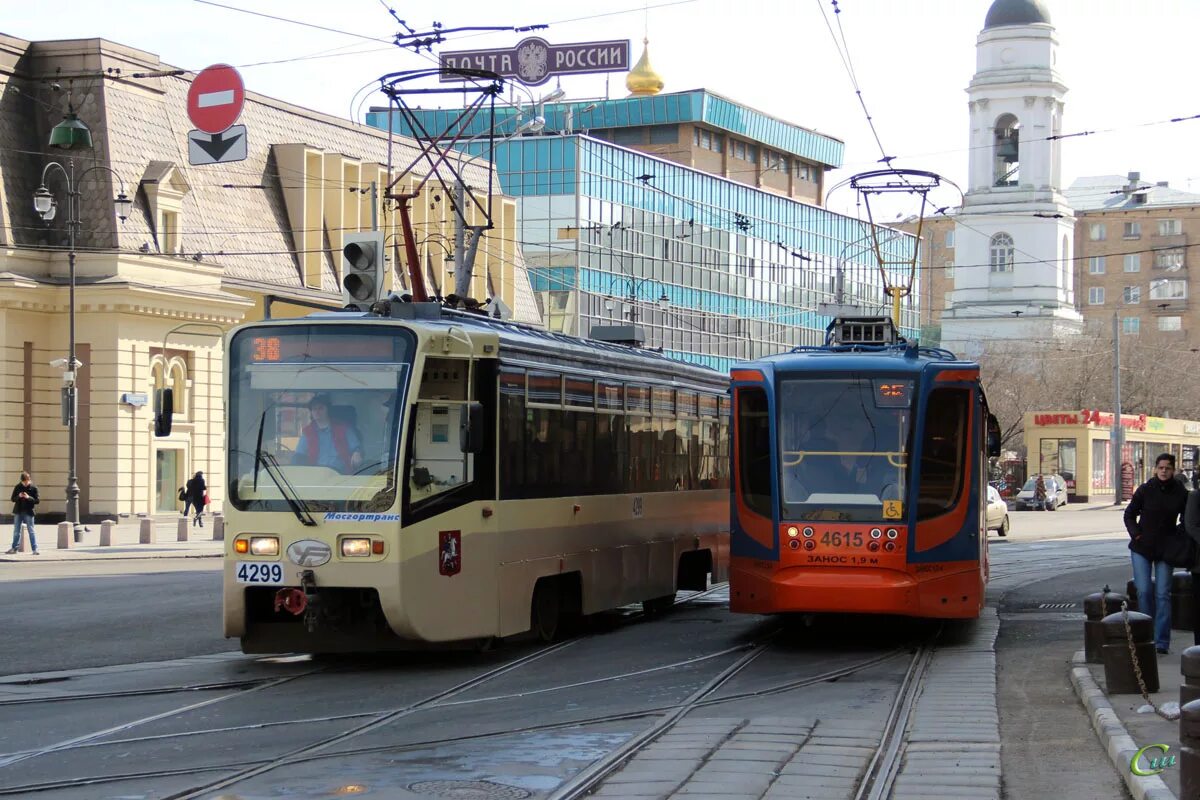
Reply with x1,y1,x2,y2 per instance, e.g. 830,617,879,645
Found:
989,233,1015,273
168,358,188,419
994,114,1020,187
150,357,166,392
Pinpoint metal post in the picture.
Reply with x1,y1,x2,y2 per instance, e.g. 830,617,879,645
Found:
65,159,81,536
454,180,467,297
1113,310,1123,504
369,181,378,231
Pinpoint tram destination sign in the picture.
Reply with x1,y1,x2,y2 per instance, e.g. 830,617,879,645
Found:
440,37,630,86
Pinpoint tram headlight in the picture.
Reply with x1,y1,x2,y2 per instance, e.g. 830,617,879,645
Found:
249,536,279,556
341,538,372,557
802,527,814,538
886,528,899,540
870,528,882,539
787,526,800,538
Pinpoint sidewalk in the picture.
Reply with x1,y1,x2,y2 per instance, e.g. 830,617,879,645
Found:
1071,646,1185,800
0,515,223,562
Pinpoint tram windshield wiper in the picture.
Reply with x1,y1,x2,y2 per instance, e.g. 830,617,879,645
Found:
255,450,318,527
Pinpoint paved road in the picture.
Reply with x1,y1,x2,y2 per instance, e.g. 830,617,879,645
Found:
0,562,227,675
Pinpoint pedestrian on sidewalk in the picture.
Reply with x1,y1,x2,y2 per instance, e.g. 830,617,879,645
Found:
1124,453,1187,654
7,471,39,555
185,471,206,528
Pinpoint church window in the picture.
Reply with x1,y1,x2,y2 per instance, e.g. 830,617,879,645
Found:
993,115,1020,187
989,233,1014,273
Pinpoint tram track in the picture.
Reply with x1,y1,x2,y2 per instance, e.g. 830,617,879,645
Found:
0,623,921,798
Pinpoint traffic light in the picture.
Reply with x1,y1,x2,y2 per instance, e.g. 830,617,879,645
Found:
341,231,386,312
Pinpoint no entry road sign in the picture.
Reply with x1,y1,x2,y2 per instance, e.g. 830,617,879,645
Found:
187,64,245,134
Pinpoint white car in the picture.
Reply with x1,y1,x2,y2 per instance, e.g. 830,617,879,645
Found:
986,485,1009,536
1014,475,1069,511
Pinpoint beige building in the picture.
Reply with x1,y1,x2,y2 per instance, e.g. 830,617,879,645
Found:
1024,408,1200,502
0,33,538,522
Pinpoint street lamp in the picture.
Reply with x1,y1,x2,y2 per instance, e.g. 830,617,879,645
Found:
603,274,669,323
35,112,130,537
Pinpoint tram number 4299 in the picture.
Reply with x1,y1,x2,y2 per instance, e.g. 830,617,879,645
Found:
235,562,284,584
821,531,863,548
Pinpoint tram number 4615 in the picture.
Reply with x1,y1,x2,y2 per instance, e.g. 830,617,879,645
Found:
821,531,863,548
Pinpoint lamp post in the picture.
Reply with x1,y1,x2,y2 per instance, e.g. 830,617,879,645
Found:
603,274,670,324
34,118,131,534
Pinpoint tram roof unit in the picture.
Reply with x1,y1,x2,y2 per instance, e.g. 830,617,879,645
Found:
736,341,973,378
268,304,728,389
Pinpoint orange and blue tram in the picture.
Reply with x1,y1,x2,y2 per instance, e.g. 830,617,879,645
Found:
728,318,1001,620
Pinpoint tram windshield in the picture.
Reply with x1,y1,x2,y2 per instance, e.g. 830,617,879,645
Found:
778,376,912,521
226,325,414,515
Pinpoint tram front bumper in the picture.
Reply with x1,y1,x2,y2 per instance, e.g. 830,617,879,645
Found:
731,564,920,615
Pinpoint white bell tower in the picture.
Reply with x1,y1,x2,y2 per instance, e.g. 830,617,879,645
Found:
940,0,1083,356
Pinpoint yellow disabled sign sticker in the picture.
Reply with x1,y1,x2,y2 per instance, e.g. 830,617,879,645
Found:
883,501,903,520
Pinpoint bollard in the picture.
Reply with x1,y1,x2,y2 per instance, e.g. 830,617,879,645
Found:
1101,610,1159,693
177,517,189,543
1182,699,1200,799
1183,647,1200,707
99,520,115,547
139,517,155,544
212,515,225,542
1174,571,1196,632
1127,579,1140,613
1084,589,1127,664
56,522,71,549
72,524,82,544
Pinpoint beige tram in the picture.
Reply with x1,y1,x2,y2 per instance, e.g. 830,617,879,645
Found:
171,303,730,652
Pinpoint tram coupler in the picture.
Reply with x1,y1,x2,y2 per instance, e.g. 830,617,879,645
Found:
274,587,308,616
299,569,321,633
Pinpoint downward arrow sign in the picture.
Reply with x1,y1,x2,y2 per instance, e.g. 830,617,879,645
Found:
196,130,240,161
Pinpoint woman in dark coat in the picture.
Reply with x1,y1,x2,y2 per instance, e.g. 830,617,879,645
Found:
185,471,206,528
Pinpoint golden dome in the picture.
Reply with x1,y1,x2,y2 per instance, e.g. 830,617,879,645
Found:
625,38,664,97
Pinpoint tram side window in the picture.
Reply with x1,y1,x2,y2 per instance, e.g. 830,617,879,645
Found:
410,358,473,503
736,387,773,516
498,369,526,497
917,388,970,520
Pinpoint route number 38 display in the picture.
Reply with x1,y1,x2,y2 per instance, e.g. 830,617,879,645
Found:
236,562,284,584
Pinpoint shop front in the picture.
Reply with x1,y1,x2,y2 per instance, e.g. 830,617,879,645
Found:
1023,410,1200,503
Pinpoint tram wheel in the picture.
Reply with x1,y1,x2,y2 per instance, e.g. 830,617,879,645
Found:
531,581,562,642
642,594,675,616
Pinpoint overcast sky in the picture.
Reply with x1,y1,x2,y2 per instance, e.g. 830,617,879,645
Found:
9,1,1200,219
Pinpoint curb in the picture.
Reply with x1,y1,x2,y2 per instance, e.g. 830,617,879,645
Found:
1068,650,1176,800
0,552,222,564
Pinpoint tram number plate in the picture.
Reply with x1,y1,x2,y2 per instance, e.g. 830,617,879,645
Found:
820,531,863,548
236,562,284,584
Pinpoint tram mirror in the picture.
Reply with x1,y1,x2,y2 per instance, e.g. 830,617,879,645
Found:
154,388,174,437
986,413,1002,458
460,402,484,454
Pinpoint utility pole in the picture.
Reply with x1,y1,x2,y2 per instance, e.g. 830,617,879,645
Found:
1112,310,1123,504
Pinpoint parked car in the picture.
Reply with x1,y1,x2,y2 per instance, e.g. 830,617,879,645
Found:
986,484,1010,536
1014,475,1068,510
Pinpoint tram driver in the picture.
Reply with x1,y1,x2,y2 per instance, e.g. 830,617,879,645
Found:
294,393,364,474
785,420,898,504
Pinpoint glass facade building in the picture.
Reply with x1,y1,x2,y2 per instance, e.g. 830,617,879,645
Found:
368,100,918,372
